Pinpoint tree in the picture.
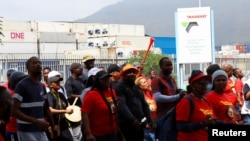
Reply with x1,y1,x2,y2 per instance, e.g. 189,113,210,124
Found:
128,51,172,78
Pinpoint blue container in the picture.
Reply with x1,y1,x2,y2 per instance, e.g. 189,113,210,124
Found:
215,46,221,51
154,37,176,55
245,45,250,53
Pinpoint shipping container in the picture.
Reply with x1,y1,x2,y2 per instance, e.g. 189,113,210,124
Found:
215,46,221,52
77,43,88,50
107,24,145,36
107,48,117,59
221,45,235,51
39,43,77,54
86,24,145,37
235,44,245,53
71,23,91,33
115,47,134,59
39,32,76,43
0,43,37,54
76,32,88,43
218,51,230,55
113,35,152,49
100,48,109,59
3,20,33,31
1,31,37,43
88,38,102,48
230,50,239,55
64,48,101,59
245,45,250,53
86,35,152,49
37,21,71,32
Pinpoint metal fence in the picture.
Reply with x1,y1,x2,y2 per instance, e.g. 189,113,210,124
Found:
1,53,250,84
0,54,128,83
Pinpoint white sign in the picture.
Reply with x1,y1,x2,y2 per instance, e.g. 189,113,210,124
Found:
176,7,212,63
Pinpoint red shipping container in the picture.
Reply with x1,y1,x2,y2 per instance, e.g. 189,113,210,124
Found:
235,45,245,53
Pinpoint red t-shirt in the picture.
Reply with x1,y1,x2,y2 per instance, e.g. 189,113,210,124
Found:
5,89,17,133
234,78,244,102
81,88,118,136
176,94,215,141
224,78,237,107
205,91,236,123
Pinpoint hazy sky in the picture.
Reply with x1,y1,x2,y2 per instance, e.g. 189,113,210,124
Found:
0,0,121,21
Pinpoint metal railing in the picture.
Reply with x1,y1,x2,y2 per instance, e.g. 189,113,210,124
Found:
0,53,128,83
1,53,250,84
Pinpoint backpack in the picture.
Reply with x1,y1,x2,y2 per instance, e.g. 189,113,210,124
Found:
155,95,194,141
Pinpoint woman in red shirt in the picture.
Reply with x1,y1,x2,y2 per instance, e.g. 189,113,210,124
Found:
176,70,216,141
205,70,237,123
81,70,119,141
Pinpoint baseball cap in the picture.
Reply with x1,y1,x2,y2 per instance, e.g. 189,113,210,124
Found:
48,76,63,84
95,70,111,79
88,67,100,78
48,70,62,78
188,70,209,85
82,55,95,63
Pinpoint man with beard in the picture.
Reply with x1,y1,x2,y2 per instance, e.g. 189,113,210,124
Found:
115,64,154,141
12,56,55,141
0,86,12,141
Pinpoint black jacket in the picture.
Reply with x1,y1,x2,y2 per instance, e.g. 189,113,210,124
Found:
115,79,153,125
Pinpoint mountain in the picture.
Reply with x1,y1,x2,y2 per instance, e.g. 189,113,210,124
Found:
77,0,250,46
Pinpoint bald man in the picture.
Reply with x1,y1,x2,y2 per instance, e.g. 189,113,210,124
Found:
221,63,240,120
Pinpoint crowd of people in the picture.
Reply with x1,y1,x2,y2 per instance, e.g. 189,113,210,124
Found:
0,54,249,141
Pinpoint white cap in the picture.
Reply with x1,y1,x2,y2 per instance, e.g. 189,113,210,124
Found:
48,70,62,78
88,67,100,78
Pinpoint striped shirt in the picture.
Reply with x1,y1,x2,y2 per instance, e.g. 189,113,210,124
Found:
13,77,47,132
